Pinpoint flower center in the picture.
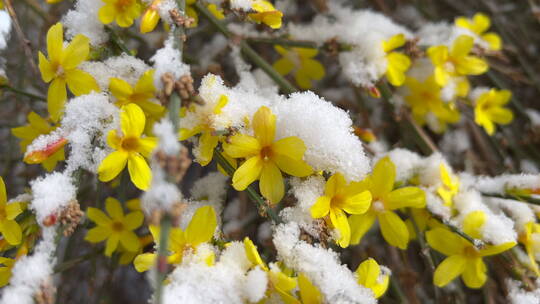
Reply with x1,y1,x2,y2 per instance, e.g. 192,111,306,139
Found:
115,0,133,11
330,194,346,209
372,200,386,212
0,207,6,220
111,221,124,232
121,137,139,152
260,146,273,161
463,245,479,258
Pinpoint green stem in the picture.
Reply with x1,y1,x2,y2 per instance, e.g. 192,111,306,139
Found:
213,149,282,224
247,37,319,49
426,209,478,246
0,84,46,101
105,26,131,54
154,215,172,304
482,192,540,207
194,2,297,94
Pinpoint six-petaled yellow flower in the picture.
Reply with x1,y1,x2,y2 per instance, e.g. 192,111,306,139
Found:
98,104,157,191
403,76,461,133
38,23,99,122
427,211,516,288
348,157,426,249
248,0,283,29
0,177,25,246
134,205,217,272
474,88,513,135
11,111,65,171
273,46,325,89
382,34,411,86
224,106,313,205
85,197,144,256
427,35,488,87
99,0,142,28
356,258,390,298
109,70,165,127
436,163,459,207
455,13,502,51
0,257,14,287
310,172,372,248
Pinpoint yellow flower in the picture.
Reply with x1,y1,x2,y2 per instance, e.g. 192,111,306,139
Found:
11,112,65,171
98,104,157,191
382,34,411,86
179,94,229,166
85,197,144,256
403,76,461,132
297,273,323,304
0,177,24,245
0,257,14,287
223,106,313,204
310,173,372,248
518,222,540,276
99,0,142,28
38,23,100,123
248,0,283,29
427,211,516,288
207,3,225,20
273,46,325,89
109,70,165,124
436,163,459,207
473,88,513,135
427,35,488,87
118,234,153,265
140,0,202,33
455,13,502,51
348,157,426,249
46,0,64,3
356,258,389,298
134,205,217,272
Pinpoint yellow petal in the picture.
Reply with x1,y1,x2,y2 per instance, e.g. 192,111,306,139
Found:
185,6,199,27
479,241,516,257
486,107,513,125
121,104,146,137
98,4,116,24
124,211,144,230
85,226,111,243
331,208,351,248
473,13,491,33
252,106,276,147
349,211,376,245
462,258,487,289
451,35,474,58
98,151,128,182
272,136,308,159
433,66,450,87
65,69,100,96
38,52,55,83
63,34,90,69
120,231,140,252
105,197,124,219
244,237,268,270
46,23,63,63
302,58,325,80
385,187,426,210
462,210,486,239
48,78,67,123
426,228,467,256
259,161,284,204
342,191,372,215
109,77,133,100
455,56,488,76
371,157,395,198
325,173,346,197
134,253,156,272
386,52,410,86
482,32,501,51
185,205,217,246
5,203,23,220
378,211,409,249
433,255,466,287
232,156,263,190
179,126,202,141
198,132,218,166
0,220,22,245
427,45,448,66
310,196,331,219
140,8,160,33
296,47,318,58
273,154,312,177
357,258,380,288
213,95,228,114
86,207,112,225
128,153,152,191
223,134,261,158
295,71,312,90
105,233,120,256
273,58,295,76
137,137,158,158
382,33,406,53
298,273,322,304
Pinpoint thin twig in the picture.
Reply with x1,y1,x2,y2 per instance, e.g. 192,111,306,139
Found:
4,0,39,75
0,84,46,101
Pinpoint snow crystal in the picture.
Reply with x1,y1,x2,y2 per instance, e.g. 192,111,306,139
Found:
141,164,183,213
476,174,540,195
0,10,11,50
230,0,253,10
63,0,108,46
153,119,181,155
507,279,540,304
379,148,422,183
30,172,76,223
273,222,376,304
80,54,150,91
527,109,540,127
189,172,228,206
150,35,191,90
0,227,57,304
244,267,268,302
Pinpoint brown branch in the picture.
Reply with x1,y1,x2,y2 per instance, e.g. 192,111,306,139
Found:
5,0,39,76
